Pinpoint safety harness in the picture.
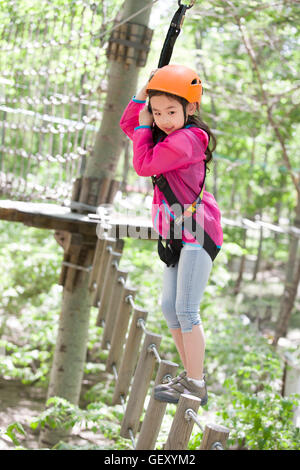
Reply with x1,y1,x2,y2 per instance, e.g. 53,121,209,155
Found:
158,1,196,68
150,1,220,266
151,161,220,267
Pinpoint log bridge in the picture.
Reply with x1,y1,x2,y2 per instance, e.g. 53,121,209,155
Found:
0,198,230,449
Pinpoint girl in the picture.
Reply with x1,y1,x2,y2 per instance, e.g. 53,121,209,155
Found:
120,64,223,405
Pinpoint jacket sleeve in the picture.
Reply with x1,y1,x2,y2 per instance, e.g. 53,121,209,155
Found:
132,128,202,177
119,97,147,140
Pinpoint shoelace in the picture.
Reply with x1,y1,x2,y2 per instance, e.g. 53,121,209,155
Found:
166,371,187,385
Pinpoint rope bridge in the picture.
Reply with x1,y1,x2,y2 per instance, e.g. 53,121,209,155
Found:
0,0,122,203
85,225,230,450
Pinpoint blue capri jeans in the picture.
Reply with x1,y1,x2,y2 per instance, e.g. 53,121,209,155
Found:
161,244,212,333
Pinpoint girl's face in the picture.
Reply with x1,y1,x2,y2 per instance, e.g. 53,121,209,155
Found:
150,94,196,135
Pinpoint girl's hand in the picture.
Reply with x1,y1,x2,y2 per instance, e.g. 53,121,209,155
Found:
139,106,154,127
135,84,148,102
135,69,158,102
148,69,158,81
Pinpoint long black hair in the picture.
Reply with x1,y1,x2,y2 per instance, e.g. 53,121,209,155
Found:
147,90,216,167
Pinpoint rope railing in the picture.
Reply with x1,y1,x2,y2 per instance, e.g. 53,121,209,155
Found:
185,408,204,431
0,1,110,202
1,0,158,53
87,228,230,451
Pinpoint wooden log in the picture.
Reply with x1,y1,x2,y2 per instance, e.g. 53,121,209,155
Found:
138,26,153,67
64,245,82,292
136,360,179,450
75,247,95,288
106,286,137,373
92,238,116,307
96,239,124,314
71,177,82,205
106,28,118,62
117,23,128,64
78,176,92,205
53,230,69,249
199,423,230,450
91,232,124,293
64,232,84,254
96,177,111,205
112,307,148,406
58,251,69,286
115,238,124,254
96,251,121,327
78,176,101,209
87,179,102,207
88,238,105,290
164,394,202,450
106,179,120,204
120,330,162,439
64,245,95,292
58,232,88,287
101,267,128,349
126,23,139,67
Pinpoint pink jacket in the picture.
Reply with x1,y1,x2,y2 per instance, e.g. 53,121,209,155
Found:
120,97,223,249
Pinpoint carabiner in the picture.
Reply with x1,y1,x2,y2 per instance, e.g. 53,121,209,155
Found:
178,0,196,9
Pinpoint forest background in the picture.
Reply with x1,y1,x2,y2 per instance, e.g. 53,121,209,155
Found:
0,0,299,450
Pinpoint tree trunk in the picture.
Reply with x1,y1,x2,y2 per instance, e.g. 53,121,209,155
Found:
121,138,130,194
39,0,154,448
273,195,300,346
252,218,263,281
39,274,92,448
234,228,247,295
83,1,153,182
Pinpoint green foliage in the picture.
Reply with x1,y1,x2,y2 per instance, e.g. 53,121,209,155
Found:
0,221,299,450
0,221,61,313
120,237,167,335
188,0,299,222
30,396,131,450
220,379,300,450
0,221,61,384
194,300,300,450
1,422,26,447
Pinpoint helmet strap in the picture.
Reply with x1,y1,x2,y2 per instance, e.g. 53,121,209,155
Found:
183,105,188,127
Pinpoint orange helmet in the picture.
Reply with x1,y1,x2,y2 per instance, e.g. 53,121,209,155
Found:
146,64,202,105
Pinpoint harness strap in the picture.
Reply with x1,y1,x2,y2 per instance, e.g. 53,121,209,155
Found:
152,168,220,262
157,3,188,68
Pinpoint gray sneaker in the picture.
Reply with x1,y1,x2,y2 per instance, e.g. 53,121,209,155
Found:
154,370,187,392
154,371,208,405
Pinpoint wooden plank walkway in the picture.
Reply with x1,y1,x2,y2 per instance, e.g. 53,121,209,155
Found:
1,199,298,240
0,199,157,241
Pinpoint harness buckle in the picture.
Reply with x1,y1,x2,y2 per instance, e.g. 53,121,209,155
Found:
154,174,167,190
178,0,195,9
